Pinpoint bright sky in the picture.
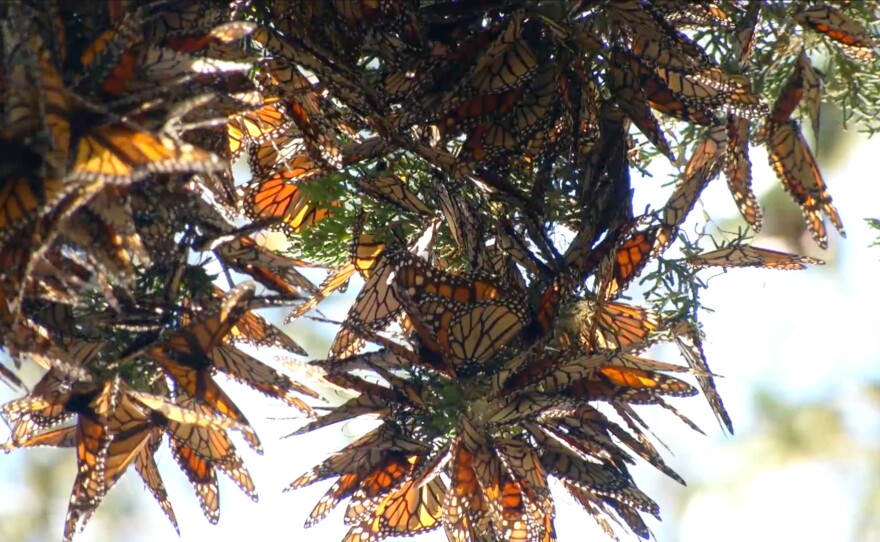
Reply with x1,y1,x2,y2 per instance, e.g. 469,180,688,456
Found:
2,129,879,542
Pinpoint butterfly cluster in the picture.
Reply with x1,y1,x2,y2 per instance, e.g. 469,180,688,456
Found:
0,2,324,540
0,1,869,541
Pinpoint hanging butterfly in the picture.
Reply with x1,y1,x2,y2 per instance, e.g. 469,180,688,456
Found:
723,115,761,229
661,123,725,229
226,98,292,161
286,220,386,323
67,124,224,184
211,286,308,355
239,171,338,235
795,4,877,62
765,120,844,249
687,245,825,270
561,298,664,352
597,221,676,301
205,233,317,299
145,283,319,441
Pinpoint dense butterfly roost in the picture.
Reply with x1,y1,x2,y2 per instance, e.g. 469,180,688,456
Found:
0,1,871,541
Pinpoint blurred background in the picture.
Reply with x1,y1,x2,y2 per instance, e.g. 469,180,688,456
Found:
2,117,879,542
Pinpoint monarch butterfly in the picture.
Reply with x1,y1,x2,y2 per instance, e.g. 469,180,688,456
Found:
469,35,538,94
404,293,529,372
2,376,254,529
166,394,258,498
521,347,690,397
142,0,227,41
226,99,292,160
26,338,105,385
210,235,316,299
475,243,527,293
343,452,425,525
625,18,758,107
564,482,652,540
492,469,545,541
255,55,317,94
724,116,761,229
558,440,659,514
484,392,577,428
560,366,697,404
431,83,527,137
296,435,428,522
609,51,675,161
287,391,394,438
159,20,257,54
85,35,252,100
607,48,716,125
57,379,119,542
225,301,308,355
246,133,326,181
27,249,92,307
492,344,571,398
76,7,157,95
108,388,252,529
153,335,316,424
146,284,317,444
641,69,719,126
2,27,63,155
663,319,732,434
661,124,724,229
354,174,433,216
567,299,663,351
444,435,491,542
134,430,179,533
285,261,357,322
240,171,337,235
397,32,520,130
597,222,675,300
66,186,153,282
68,125,223,184
455,121,520,176
453,417,537,541
286,94,342,169
531,415,626,480
458,418,500,482
287,226,387,323
768,52,809,125
607,1,713,68
687,245,825,270
766,120,843,249
1,367,94,445
465,10,538,92
425,177,481,262
795,5,876,62
325,361,423,405
651,1,732,29
494,437,552,509
457,59,558,173
171,437,220,523
559,403,686,485
394,252,508,305
0,171,78,244
327,244,410,358
343,474,447,541
540,448,630,497
289,425,430,489
798,52,823,138
392,253,529,364
730,0,759,67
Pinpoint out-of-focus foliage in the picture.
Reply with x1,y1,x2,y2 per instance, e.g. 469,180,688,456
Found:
867,218,880,249
0,1,877,541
